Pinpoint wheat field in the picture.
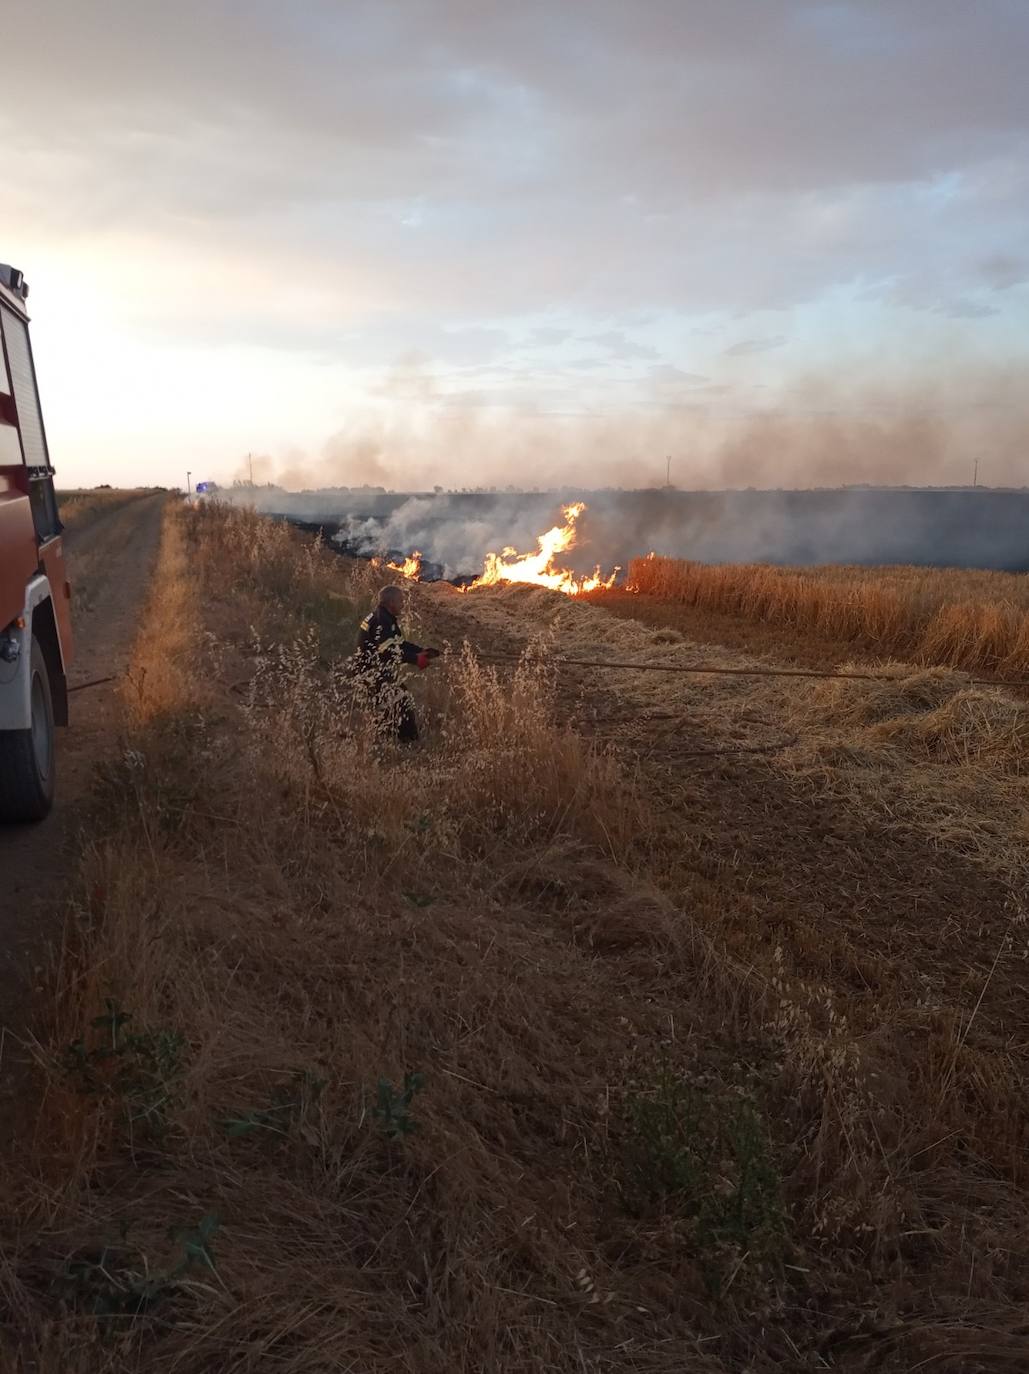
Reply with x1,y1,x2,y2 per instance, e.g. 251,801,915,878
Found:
627,553,1029,676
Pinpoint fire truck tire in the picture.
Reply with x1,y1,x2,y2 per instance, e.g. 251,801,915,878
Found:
0,637,56,824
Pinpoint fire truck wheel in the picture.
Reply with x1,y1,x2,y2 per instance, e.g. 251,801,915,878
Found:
0,637,56,824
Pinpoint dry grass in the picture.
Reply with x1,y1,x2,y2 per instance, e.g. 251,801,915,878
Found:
58,489,155,531
121,507,195,723
3,504,1028,1372
628,554,1029,677
427,577,1029,1356
449,575,1029,886
808,662,1029,772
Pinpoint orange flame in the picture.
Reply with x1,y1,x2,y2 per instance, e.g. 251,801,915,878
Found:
387,551,423,579
470,502,617,596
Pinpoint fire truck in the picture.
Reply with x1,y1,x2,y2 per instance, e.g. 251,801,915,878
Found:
0,264,72,823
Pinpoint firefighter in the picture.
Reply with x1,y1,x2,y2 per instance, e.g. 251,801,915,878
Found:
356,585,439,742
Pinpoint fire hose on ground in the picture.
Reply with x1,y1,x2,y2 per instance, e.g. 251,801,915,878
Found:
472,653,1029,689
68,675,120,694
66,656,1029,764
70,658,1029,695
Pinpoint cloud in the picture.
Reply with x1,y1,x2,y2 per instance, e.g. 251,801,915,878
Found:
527,326,572,346
979,253,1029,290
724,336,788,356
581,330,660,360
937,300,1000,320
3,0,1028,487
5,0,1029,327
649,365,710,387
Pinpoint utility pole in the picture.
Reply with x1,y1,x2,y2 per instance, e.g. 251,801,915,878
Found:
665,455,672,488
972,457,979,488
186,470,192,497
248,451,254,485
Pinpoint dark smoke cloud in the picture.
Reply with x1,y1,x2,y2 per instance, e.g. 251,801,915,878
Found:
229,352,1029,495
225,360,1029,576
226,485,1029,577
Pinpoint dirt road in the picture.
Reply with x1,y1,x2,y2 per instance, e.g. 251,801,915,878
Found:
0,494,165,1066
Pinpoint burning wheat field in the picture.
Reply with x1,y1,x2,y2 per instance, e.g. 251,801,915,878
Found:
377,501,619,595
7,2,1029,1368
311,488,1029,680
7,494,1029,1374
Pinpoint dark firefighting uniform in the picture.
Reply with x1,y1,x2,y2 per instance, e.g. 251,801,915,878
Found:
356,604,427,742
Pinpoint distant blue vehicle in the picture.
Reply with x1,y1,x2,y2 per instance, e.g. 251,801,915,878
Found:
195,481,218,495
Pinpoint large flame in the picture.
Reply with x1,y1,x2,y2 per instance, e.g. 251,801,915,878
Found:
471,502,617,595
387,551,423,579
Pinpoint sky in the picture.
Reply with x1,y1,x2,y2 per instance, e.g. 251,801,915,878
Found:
3,0,1029,491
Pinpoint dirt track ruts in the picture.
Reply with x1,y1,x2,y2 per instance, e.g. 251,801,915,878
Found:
0,493,166,1112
